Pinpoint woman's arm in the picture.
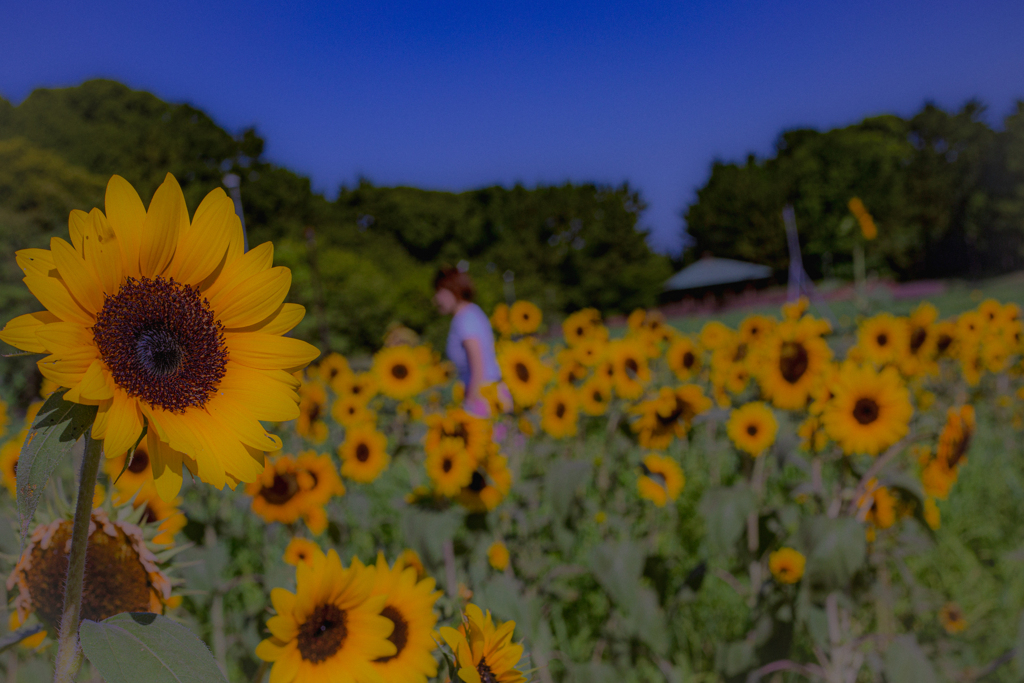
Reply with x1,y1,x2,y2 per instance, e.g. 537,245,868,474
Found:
462,337,487,404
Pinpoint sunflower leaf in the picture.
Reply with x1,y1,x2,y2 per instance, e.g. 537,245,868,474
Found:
16,389,97,544
79,613,227,683
0,624,44,654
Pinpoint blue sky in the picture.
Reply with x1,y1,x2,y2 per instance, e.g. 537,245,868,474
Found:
2,1,1024,253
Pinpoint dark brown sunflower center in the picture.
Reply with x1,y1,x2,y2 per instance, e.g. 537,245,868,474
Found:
128,448,150,474
356,443,371,462
515,362,530,383
624,358,639,378
592,389,604,402
909,327,927,353
657,398,694,428
576,326,584,336
92,276,227,412
442,458,453,473
297,603,348,664
746,424,758,436
853,398,880,425
468,470,487,492
307,403,321,423
779,341,809,384
936,334,953,354
733,343,748,362
556,403,566,419
374,606,409,663
259,473,300,505
876,333,888,347
391,363,409,380
682,351,695,369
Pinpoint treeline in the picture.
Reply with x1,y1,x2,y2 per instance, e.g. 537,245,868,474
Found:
0,79,670,357
684,102,1024,281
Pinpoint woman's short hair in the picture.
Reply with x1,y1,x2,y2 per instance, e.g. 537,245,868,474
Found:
434,266,475,302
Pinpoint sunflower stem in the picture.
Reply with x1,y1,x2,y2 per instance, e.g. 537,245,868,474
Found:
52,433,103,683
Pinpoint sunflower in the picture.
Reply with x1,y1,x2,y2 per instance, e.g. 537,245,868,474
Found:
933,320,957,358
726,402,778,456
0,432,21,496
331,396,377,427
578,377,610,416
540,385,579,439
637,454,685,507
0,399,7,440
490,303,512,337
498,341,551,407
440,604,526,683
857,313,909,367
923,497,941,530
458,445,513,512
556,350,588,385
768,548,805,584
939,603,967,634
855,478,896,529
631,385,711,449
0,174,319,499
283,538,319,566
426,439,475,497
424,408,490,464
487,542,510,571
246,451,344,534
936,405,974,469
7,507,178,635
562,309,602,345
338,425,390,483
370,553,442,683
755,318,833,410
256,548,396,683
297,380,330,444
823,365,912,456
666,337,702,381
699,321,732,350
739,315,776,345
317,352,352,389
608,339,650,400
509,300,542,335
572,338,607,367
395,549,427,580
627,309,647,331
900,302,939,376
373,345,426,400
335,372,379,405
110,479,186,546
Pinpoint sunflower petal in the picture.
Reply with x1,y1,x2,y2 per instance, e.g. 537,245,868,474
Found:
169,189,236,285
146,430,186,500
83,208,124,296
0,311,59,353
105,175,146,278
24,275,93,325
214,267,292,329
68,210,90,254
217,366,301,422
104,390,143,459
266,647,300,683
35,322,95,355
65,360,113,403
228,303,306,335
206,392,283,452
255,637,288,663
140,173,187,278
202,241,274,302
228,333,320,370
15,248,56,277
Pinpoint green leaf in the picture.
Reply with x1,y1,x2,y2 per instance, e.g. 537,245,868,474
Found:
800,516,866,589
16,389,97,542
699,484,755,556
544,458,590,521
0,624,43,654
883,634,938,683
79,613,227,683
1015,609,1024,678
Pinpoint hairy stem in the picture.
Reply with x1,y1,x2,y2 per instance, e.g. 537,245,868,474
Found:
52,433,103,683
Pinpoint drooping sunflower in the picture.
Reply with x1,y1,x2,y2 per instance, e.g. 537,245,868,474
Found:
331,396,377,427
497,341,551,408
540,385,579,439
631,385,711,449
426,439,475,497
857,313,909,367
726,402,779,457
297,380,330,444
637,454,685,507
823,365,913,456
7,507,179,637
755,318,833,410
0,174,320,499
370,553,442,683
424,408,490,464
666,337,702,381
440,604,526,683
373,345,426,400
578,377,610,416
338,425,390,483
255,548,396,683
769,548,805,584
936,405,975,469
608,338,650,400
458,444,513,512
283,537,319,566
509,300,542,335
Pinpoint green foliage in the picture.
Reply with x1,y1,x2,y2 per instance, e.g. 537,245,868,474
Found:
684,101,1024,281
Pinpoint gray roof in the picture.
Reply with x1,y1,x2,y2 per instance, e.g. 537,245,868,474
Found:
664,257,773,292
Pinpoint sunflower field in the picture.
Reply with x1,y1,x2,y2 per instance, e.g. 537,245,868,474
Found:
0,175,1023,683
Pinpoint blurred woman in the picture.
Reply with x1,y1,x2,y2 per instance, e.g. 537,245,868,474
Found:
433,267,510,417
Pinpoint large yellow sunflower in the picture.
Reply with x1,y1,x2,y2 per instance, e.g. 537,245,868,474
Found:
540,385,579,439
755,318,833,410
370,553,442,683
0,174,319,499
256,548,396,683
440,604,526,683
373,345,426,400
497,341,550,408
338,425,390,483
822,365,913,455
726,402,778,456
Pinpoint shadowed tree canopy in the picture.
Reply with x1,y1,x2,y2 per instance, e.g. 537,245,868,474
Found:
683,102,1024,281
